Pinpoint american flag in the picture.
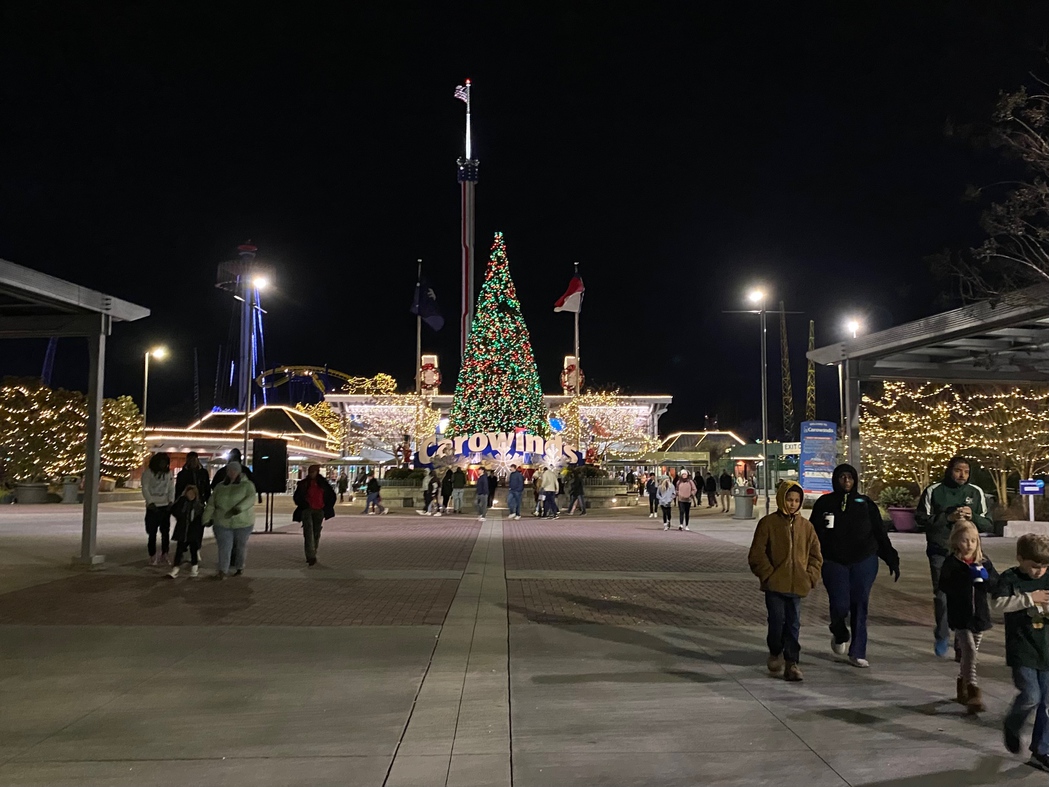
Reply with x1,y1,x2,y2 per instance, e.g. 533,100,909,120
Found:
454,84,469,104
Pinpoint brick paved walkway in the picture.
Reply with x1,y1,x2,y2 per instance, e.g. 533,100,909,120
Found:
1,504,1046,786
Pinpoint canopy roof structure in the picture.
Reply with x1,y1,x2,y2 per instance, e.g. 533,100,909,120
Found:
0,258,150,567
807,283,1049,477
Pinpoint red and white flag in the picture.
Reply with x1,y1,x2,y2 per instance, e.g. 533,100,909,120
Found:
554,275,585,313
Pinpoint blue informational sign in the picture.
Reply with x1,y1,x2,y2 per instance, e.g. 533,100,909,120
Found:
1020,479,1045,496
800,420,837,493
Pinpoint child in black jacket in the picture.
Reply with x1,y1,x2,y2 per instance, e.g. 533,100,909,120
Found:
168,485,206,578
938,520,999,713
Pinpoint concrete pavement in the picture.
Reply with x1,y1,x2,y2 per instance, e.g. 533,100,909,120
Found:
0,498,1046,785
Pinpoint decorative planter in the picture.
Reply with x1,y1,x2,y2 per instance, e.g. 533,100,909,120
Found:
15,483,49,504
888,506,917,532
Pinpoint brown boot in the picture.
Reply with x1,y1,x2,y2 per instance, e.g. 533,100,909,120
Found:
956,677,968,705
767,654,784,675
966,684,985,714
784,662,803,682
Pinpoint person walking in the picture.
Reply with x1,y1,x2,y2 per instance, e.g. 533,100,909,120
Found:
748,481,824,681
646,473,658,519
704,471,718,508
487,470,497,509
658,476,676,530
993,533,1049,770
568,470,587,516
451,467,467,513
916,456,993,657
810,463,900,668
337,472,349,503
175,452,211,504
142,452,174,566
441,469,454,514
203,461,257,578
168,484,205,578
362,472,386,514
532,473,543,516
507,465,524,520
718,470,733,513
675,470,697,531
541,465,560,520
211,447,255,487
938,520,998,713
475,471,490,522
293,464,336,566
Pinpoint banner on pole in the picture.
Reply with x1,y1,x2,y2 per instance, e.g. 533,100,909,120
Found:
800,420,836,493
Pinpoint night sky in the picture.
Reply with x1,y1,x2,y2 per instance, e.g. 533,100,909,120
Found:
2,3,1048,436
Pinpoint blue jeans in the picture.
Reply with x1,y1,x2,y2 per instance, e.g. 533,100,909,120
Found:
543,491,559,517
927,551,950,643
214,525,251,575
765,591,802,663
363,492,383,513
822,554,879,659
1006,666,1049,755
476,494,488,518
507,490,522,517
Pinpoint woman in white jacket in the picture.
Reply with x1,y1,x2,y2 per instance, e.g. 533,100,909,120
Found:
657,477,676,531
141,452,174,565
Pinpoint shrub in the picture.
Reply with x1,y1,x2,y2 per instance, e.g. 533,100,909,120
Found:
878,486,916,508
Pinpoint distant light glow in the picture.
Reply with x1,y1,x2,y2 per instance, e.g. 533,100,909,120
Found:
253,276,269,290
747,289,765,304
846,319,861,339
149,346,167,360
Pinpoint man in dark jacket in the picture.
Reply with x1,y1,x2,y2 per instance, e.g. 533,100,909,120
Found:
175,452,211,503
718,471,733,513
916,456,993,657
811,464,900,667
703,472,718,507
337,472,349,503
507,465,525,520
293,464,337,565
645,474,658,518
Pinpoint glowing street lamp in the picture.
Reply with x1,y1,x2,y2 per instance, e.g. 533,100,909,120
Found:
747,288,770,516
846,318,861,339
143,346,167,427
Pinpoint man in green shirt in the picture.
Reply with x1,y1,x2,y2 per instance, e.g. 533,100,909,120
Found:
916,456,992,657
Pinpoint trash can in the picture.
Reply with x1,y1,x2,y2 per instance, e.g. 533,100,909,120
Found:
61,477,80,504
732,486,757,520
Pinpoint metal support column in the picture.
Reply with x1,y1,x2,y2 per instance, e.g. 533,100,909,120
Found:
76,315,110,567
843,359,862,483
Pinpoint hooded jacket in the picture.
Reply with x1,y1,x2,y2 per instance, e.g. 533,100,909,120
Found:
704,474,718,494
292,474,337,522
810,464,899,569
171,493,206,546
203,475,257,529
719,472,733,491
748,481,823,597
916,466,992,554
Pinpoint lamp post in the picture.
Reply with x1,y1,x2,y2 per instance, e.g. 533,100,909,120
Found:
142,346,167,427
839,318,862,461
748,289,770,516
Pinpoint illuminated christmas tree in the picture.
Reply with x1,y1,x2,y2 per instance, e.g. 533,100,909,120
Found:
449,233,547,436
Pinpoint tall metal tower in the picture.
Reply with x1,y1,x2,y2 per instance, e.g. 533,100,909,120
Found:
215,243,274,417
779,301,795,439
806,319,816,421
455,80,479,360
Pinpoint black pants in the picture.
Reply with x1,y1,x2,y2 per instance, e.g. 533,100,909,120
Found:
423,491,433,511
661,504,672,524
145,506,171,556
707,491,717,507
678,501,691,525
649,494,658,513
442,492,451,510
172,539,199,566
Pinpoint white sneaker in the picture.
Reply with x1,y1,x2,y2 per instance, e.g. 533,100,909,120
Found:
831,638,847,657
381,509,389,515
434,512,442,517
189,565,199,577
683,525,690,531
167,567,180,579
678,525,683,531
663,524,669,531
848,657,870,668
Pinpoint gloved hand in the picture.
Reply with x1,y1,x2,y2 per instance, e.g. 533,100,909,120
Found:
889,563,900,582
969,563,989,583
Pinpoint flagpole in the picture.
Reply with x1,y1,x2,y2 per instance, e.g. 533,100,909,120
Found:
416,259,423,395
573,261,581,396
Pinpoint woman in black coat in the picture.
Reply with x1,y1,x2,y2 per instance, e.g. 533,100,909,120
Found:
810,464,900,668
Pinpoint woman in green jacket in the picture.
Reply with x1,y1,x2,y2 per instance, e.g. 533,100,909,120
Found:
203,461,257,578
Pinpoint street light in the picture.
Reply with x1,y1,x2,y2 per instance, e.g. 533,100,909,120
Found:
747,288,770,516
846,318,861,339
252,275,270,290
839,319,862,462
143,346,167,427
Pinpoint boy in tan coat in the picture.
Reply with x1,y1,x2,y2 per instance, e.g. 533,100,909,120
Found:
748,480,823,681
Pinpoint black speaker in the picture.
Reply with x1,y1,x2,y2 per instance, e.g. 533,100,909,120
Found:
252,438,288,494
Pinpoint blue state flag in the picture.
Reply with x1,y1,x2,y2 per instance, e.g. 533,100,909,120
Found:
410,276,444,331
